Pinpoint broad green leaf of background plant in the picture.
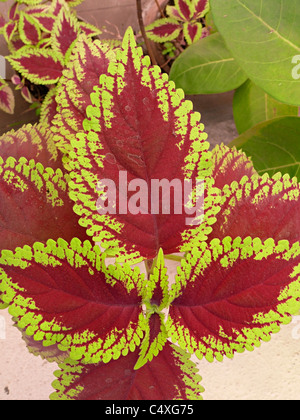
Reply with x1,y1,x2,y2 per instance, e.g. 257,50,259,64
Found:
229,116,300,179
210,0,300,106
233,80,299,134
169,32,247,94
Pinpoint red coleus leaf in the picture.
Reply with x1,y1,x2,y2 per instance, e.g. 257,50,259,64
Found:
65,0,85,6
167,236,300,362
11,74,22,85
9,2,19,21
7,47,64,85
21,85,33,103
0,238,146,363
176,0,193,21
14,318,69,363
0,123,60,169
31,13,55,33
183,21,203,45
0,123,87,251
51,342,204,400
135,250,169,368
4,21,17,42
211,144,257,190
51,36,114,153
50,0,63,17
146,18,182,42
64,28,212,262
193,0,209,18
0,81,15,114
50,4,79,59
25,5,50,16
78,21,102,38
8,36,26,52
19,12,41,45
39,87,58,127
208,172,300,245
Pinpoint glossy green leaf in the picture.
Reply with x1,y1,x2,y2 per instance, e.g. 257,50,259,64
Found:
210,0,300,106
169,32,247,94
233,80,299,134
229,116,300,178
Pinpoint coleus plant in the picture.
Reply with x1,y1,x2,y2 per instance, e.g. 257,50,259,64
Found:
0,78,14,113
145,0,210,46
0,28,300,400
0,0,101,113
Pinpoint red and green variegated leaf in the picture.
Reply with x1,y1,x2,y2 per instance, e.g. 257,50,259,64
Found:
79,21,102,38
208,172,300,245
50,4,79,60
18,11,41,45
167,236,300,362
0,123,60,168
21,85,33,103
145,249,170,310
3,21,17,42
193,0,210,19
175,0,193,21
50,342,204,400
9,2,19,21
36,36,51,49
17,0,44,5
183,21,203,45
25,5,50,16
49,0,63,17
7,47,64,85
134,312,168,370
39,87,58,127
0,155,88,251
30,13,55,33
8,35,25,52
166,5,183,21
51,36,114,153
11,74,21,86
14,318,69,363
135,250,169,369
0,80,15,114
64,0,85,6
0,238,146,363
211,143,257,190
146,18,182,43
67,27,212,262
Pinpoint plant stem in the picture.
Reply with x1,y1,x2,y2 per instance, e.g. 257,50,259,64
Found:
145,258,154,279
136,0,157,65
155,0,165,17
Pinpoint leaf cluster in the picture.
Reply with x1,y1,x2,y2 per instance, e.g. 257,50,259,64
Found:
0,2,299,401
0,0,100,114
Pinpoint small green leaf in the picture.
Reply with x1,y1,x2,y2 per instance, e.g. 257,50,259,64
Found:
233,80,299,134
210,0,300,106
229,116,300,178
169,32,247,94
